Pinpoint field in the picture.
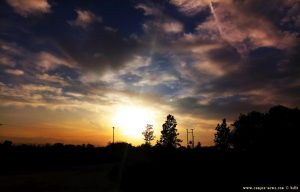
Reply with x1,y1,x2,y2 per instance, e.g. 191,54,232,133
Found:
1,143,299,192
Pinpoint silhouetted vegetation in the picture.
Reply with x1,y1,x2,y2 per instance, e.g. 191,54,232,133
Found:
0,106,299,192
229,105,300,152
214,118,230,149
157,114,182,148
142,124,155,146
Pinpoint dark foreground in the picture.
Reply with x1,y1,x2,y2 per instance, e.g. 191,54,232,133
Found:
0,143,299,192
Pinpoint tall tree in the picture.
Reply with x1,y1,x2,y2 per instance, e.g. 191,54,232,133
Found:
158,114,182,148
214,118,230,149
142,124,155,145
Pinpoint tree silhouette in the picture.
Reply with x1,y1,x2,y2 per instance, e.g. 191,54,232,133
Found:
142,124,155,146
214,118,230,149
230,111,264,151
265,106,300,151
230,106,300,152
157,114,182,148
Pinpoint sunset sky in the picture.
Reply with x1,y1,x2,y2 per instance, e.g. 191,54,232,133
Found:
1,0,300,146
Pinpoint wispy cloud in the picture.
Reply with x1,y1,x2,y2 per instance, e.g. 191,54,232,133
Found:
162,22,183,33
36,74,69,85
136,3,163,16
170,0,210,16
6,0,51,17
172,0,299,54
5,69,24,76
35,51,75,72
0,40,23,67
21,84,62,94
68,9,102,28
203,1,298,53
0,55,15,66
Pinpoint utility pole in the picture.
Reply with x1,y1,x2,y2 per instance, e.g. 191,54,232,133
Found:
112,126,115,144
191,129,194,148
186,129,189,148
186,129,195,148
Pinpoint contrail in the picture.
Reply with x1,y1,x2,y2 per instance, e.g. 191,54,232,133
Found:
209,1,224,39
209,0,248,56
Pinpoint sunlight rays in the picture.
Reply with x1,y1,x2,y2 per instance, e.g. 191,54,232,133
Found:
112,105,155,139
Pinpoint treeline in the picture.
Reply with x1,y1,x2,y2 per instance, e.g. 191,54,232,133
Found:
0,141,134,171
215,105,300,152
2,105,299,153
140,105,300,153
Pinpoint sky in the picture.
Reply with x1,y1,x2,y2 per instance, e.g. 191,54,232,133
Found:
0,0,300,146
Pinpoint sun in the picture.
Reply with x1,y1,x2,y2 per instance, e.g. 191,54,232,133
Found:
113,105,155,139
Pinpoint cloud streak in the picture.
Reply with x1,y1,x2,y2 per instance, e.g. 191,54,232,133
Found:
170,0,210,16
5,69,24,76
68,9,102,28
6,0,51,17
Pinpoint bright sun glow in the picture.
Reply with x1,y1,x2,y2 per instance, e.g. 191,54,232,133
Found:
113,105,155,138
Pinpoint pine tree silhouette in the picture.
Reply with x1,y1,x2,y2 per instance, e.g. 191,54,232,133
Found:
214,118,230,149
158,114,182,148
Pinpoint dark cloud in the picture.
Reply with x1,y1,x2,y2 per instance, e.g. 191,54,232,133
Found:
206,45,241,66
177,46,300,120
197,47,286,94
198,45,242,76
175,95,272,120
53,24,145,73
